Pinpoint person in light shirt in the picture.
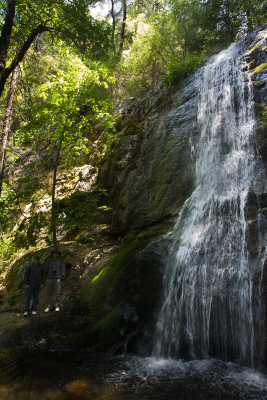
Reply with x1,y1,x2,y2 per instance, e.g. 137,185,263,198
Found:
44,250,66,312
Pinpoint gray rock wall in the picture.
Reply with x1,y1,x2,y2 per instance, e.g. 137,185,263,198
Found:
99,76,202,233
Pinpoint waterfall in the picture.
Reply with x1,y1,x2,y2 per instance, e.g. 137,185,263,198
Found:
152,42,264,367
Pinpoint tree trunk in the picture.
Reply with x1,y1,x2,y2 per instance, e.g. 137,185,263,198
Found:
51,87,81,247
0,64,19,196
118,0,127,56
51,130,65,248
0,24,49,98
0,1,16,82
110,0,116,51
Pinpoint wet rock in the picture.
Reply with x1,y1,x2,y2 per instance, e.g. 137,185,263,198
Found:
258,193,267,209
244,191,258,220
76,229,169,352
246,220,260,255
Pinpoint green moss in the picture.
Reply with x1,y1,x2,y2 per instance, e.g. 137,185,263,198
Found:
136,224,169,240
246,39,265,55
262,106,267,127
80,238,150,316
253,63,267,74
77,225,167,350
72,303,126,351
116,114,141,136
252,81,265,87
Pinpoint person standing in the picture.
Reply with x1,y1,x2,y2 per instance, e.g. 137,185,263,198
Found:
44,250,66,312
24,255,45,316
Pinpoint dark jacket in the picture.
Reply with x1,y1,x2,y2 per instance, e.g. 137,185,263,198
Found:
24,263,45,286
45,259,66,280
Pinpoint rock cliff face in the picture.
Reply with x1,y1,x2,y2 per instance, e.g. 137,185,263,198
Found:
80,26,267,364
99,75,200,233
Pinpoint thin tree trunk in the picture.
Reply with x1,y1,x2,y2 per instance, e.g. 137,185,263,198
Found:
118,0,127,56
51,87,81,247
51,123,67,248
0,65,19,196
110,0,116,51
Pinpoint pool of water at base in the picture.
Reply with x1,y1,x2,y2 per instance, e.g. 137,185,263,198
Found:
0,351,267,400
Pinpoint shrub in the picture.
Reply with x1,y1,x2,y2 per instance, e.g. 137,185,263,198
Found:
164,54,205,86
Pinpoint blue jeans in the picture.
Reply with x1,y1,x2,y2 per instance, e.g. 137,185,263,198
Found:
25,285,41,312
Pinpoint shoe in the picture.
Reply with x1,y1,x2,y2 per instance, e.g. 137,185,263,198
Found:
31,311,37,315
23,311,29,316
44,307,50,312
55,307,60,312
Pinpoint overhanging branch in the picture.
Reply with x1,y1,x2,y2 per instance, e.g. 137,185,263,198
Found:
0,24,51,97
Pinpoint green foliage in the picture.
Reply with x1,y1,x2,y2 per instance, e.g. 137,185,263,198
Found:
57,189,111,232
17,41,116,162
200,0,266,46
0,184,18,232
0,234,16,269
164,54,205,86
0,36,118,248
112,0,266,96
121,11,172,95
169,0,206,55
0,0,111,61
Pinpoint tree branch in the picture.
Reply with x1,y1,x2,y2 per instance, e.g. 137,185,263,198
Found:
0,0,16,73
0,24,51,97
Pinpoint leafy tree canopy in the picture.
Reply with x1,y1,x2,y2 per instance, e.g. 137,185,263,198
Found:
16,39,115,166
0,0,111,96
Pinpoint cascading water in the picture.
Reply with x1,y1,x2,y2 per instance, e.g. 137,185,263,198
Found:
152,41,264,367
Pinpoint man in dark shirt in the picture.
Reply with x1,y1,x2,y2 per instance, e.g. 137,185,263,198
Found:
24,255,45,316
44,250,66,312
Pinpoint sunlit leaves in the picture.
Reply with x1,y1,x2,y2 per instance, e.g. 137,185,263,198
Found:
17,40,115,169
1,0,111,61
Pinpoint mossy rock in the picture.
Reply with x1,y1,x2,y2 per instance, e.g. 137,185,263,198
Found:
253,63,267,74
252,80,266,88
72,303,130,352
76,227,169,352
80,239,151,317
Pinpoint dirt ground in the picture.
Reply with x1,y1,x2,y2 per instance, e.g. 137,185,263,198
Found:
0,309,90,352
